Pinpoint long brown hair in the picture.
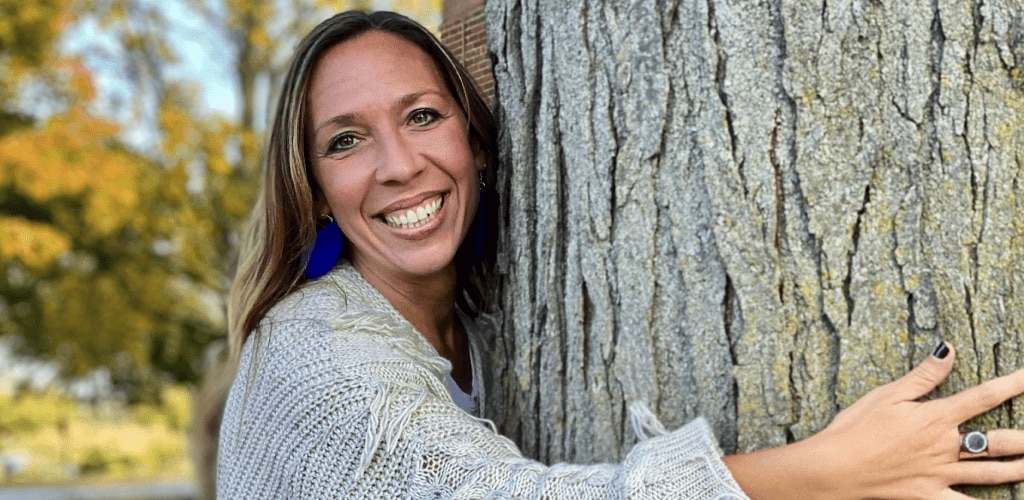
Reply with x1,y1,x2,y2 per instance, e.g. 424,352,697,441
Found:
228,10,499,359
192,13,498,497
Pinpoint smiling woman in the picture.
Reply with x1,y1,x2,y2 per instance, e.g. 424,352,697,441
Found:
307,29,484,391
214,9,1024,500
309,31,483,300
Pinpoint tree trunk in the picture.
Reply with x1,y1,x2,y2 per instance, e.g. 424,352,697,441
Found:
485,0,1024,495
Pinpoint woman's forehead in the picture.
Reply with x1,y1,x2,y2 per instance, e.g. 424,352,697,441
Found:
307,31,449,122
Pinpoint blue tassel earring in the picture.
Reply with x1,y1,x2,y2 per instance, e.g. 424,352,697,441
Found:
472,176,486,260
305,215,344,280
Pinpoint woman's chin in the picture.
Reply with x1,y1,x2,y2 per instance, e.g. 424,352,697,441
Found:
354,244,462,283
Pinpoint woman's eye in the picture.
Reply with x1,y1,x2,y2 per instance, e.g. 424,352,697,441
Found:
327,133,359,153
409,109,439,126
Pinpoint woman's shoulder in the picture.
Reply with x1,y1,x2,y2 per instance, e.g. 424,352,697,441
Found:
217,268,438,498
243,262,447,382
263,262,389,323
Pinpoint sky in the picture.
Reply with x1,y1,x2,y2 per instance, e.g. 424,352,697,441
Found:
63,0,443,129
162,1,240,117
61,1,245,129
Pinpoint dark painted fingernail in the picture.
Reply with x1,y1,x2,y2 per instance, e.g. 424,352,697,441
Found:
931,341,950,359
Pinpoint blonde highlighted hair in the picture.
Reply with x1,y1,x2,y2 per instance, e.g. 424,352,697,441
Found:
228,10,499,360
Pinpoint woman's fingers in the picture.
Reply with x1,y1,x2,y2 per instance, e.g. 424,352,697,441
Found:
935,489,976,500
887,342,957,401
941,368,1024,422
948,458,1024,486
948,430,1024,484
957,429,1024,459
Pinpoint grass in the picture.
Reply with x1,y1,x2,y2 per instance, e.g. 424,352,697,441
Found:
0,386,193,486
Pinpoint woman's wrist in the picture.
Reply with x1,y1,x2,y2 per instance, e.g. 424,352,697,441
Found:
723,435,840,500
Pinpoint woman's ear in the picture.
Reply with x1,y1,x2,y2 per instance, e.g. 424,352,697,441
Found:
312,193,330,219
310,181,329,217
315,205,330,219
471,141,486,173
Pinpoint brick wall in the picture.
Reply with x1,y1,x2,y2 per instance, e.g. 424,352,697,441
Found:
440,0,494,105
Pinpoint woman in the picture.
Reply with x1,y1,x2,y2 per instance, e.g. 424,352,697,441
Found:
216,10,1024,498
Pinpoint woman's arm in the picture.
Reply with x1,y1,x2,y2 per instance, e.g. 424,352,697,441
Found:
724,342,1024,499
221,300,1024,499
219,319,748,498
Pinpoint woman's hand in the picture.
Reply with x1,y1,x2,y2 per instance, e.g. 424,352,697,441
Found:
724,342,1024,499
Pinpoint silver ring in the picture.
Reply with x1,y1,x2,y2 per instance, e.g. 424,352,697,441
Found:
961,430,988,454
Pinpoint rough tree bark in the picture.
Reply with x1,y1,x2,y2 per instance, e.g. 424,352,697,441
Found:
484,0,1024,496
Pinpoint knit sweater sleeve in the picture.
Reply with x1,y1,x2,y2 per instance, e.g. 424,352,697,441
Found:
217,265,748,499
217,307,748,499
399,393,747,499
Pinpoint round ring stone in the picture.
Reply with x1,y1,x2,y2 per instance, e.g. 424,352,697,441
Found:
961,430,988,454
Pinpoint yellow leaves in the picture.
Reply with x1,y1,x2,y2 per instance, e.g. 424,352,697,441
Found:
0,0,449,387
318,0,373,11
159,95,201,162
0,0,66,53
225,0,274,49
0,107,142,238
87,185,139,236
16,3,46,26
42,271,156,376
158,385,194,431
219,179,255,218
207,154,231,177
0,217,71,269
1,109,113,196
153,86,258,230
58,57,98,101
249,26,271,51
159,85,235,170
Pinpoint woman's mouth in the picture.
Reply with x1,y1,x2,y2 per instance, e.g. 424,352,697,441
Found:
380,195,445,229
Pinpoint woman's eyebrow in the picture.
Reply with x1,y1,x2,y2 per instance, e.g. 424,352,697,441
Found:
313,113,355,135
400,90,444,107
313,91,447,135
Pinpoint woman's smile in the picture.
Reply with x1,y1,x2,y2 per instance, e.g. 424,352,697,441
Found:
379,193,446,230
308,30,482,283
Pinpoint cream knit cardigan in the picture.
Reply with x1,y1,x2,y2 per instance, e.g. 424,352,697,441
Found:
217,263,748,499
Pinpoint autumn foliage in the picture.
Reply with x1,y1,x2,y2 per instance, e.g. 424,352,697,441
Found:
0,0,259,398
0,0,443,404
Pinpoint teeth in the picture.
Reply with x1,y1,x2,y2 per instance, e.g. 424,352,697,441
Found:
383,196,444,228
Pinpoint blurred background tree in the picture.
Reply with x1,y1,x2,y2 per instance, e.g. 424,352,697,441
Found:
0,0,441,403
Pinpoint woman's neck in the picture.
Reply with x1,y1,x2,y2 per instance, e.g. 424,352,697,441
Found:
351,259,473,393
352,260,459,357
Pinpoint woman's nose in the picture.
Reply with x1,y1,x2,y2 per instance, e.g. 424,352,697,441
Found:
375,131,424,183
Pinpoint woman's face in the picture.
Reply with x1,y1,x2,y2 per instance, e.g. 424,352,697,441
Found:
307,30,482,285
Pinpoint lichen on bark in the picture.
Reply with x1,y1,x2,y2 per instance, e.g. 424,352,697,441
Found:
486,0,1024,496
